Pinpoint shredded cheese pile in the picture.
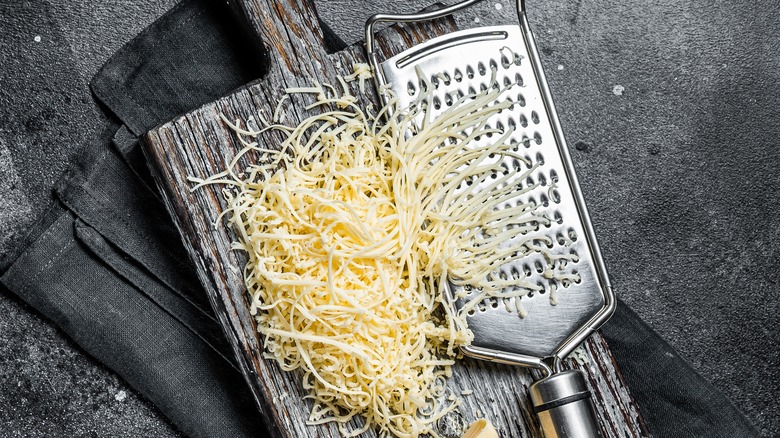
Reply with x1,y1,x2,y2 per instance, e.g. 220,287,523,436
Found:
193,63,554,437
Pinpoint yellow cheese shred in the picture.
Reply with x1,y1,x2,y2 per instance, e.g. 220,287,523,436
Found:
192,63,560,437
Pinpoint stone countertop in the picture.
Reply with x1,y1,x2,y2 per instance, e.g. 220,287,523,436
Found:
1,0,778,436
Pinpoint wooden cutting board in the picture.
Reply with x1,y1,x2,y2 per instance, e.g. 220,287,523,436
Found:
141,0,647,436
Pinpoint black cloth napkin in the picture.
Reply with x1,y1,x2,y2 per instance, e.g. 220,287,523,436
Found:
0,0,759,437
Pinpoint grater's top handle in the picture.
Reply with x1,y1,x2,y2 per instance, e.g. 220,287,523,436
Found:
365,0,526,90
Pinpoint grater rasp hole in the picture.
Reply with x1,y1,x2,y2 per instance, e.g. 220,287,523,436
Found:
519,114,528,127
516,93,526,106
501,53,512,69
531,110,540,124
453,68,463,82
551,189,561,204
477,61,487,76
505,96,515,109
418,77,429,93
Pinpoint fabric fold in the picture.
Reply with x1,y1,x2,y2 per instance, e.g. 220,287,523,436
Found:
90,0,269,136
73,218,235,368
1,205,261,438
112,125,159,196
55,144,211,316
601,304,758,437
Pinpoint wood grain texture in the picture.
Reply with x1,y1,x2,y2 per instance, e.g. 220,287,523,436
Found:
141,0,647,436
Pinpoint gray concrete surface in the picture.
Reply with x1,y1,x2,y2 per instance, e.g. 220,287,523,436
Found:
1,0,778,436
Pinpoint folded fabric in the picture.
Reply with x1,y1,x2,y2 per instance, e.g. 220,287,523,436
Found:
2,135,262,437
0,0,759,437
600,304,758,436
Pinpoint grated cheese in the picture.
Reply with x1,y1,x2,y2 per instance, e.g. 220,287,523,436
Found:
193,62,562,437
461,418,498,438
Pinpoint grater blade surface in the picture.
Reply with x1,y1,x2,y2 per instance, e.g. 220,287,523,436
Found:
378,25,613,365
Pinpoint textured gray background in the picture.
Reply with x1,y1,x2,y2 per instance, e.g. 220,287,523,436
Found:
1,0,778,436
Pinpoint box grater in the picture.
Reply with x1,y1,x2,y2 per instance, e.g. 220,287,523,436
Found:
365,1,615,436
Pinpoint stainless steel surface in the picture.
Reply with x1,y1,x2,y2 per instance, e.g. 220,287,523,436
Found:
529,370,602,438
364,0,519,96
365,0,614,369
529,369,589,404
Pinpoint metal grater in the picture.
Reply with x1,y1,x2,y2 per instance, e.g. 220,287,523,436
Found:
366,1,615,436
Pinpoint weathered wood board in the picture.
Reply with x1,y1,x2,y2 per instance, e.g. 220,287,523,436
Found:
141,0,648,436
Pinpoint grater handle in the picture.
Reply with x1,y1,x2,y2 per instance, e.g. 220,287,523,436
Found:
529,370,603,438
365,0,526,68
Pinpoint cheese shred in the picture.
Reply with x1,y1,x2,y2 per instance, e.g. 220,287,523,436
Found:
193,63,556,437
